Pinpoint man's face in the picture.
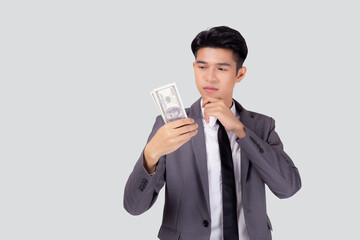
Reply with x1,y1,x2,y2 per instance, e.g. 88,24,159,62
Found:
193,47,246,108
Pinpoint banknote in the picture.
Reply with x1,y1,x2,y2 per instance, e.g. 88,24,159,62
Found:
151,82,188,123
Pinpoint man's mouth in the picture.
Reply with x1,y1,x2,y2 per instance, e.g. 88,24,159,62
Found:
204,87,217,92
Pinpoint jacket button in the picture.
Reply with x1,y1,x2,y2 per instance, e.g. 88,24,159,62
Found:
203,220,209,228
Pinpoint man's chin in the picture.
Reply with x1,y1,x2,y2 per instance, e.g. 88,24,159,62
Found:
201,93,221,100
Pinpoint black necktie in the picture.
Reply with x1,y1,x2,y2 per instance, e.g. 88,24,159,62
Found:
217,120,239,240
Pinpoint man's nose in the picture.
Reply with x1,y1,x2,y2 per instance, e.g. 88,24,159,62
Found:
205,68,217,82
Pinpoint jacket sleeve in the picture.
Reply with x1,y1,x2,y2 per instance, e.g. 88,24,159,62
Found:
123,115,167,215
236,117,301,199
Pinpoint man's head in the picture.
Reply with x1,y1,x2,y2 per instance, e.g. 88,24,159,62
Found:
191,26,248,107
191,26,248,73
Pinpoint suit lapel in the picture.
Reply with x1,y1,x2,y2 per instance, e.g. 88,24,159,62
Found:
189,98,210,214
188,98,255,214
234,99,254,192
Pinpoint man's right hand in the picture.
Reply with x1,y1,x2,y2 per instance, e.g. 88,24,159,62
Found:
143,118,198,174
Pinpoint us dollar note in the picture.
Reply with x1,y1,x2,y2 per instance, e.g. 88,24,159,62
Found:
151,82,188,123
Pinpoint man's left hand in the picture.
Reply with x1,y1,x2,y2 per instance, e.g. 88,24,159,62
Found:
202,97,246,138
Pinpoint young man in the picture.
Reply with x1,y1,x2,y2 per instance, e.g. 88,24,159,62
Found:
124,26,301,240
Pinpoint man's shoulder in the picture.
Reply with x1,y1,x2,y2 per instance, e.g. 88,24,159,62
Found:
233,99,273,121
245,109,273,121
233,99,275,132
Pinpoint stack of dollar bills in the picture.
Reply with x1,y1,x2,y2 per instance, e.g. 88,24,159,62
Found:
151,82,187,123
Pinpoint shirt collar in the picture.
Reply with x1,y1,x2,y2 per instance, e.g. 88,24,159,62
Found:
200,98,237,128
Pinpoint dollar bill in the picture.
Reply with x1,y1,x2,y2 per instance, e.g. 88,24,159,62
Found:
151,82,188,123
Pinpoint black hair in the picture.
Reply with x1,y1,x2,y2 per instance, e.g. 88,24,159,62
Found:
191,26,248,72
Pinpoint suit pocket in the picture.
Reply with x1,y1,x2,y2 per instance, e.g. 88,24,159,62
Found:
158,225,181,240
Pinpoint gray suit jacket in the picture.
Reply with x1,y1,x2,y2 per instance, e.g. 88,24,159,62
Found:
124,98,301,240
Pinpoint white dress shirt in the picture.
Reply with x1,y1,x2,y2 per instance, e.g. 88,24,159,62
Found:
201,100,250,240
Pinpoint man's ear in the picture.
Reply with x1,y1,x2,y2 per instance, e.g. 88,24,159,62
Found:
235,67,247,83
193,61,197,71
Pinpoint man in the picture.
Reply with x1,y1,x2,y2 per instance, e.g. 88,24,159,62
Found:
124,26,301,240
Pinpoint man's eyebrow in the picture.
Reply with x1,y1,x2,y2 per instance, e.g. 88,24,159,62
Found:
195,61,231,66
196,60,207,64
217,63,231,67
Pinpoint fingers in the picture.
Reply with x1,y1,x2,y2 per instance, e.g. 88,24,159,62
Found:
168,118,195,129
177,128,198,143
203,104,221,121
202,96,222,108
176,122,198,135
163,117,198,140
163,126,198,153
148,118,198,159
202,97,213,108
202,97,229,122
167,118,198,142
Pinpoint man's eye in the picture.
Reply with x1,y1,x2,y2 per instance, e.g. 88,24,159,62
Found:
218,68,227,71
198,65,206,69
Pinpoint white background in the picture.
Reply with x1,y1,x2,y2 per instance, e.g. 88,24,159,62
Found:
1,0,359,239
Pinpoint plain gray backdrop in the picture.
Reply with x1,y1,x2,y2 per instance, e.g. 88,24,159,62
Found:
1,0,359,239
